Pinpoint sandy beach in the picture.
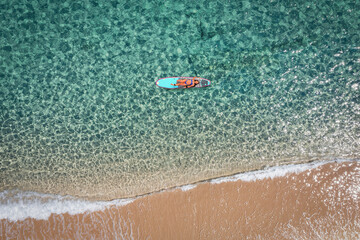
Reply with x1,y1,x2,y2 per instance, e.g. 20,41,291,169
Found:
1,160,359,239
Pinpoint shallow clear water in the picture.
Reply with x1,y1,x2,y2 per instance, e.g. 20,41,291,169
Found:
0,0,359,199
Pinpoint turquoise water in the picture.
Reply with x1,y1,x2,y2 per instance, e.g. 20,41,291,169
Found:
0,0,359,200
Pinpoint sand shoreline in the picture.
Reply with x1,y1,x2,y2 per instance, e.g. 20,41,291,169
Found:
1,160,359,239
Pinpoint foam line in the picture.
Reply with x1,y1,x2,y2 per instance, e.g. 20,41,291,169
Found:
210,160,350,184
178,184,196,192
0,190,133,222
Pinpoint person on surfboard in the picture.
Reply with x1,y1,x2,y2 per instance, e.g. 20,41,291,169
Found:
171,77,199,88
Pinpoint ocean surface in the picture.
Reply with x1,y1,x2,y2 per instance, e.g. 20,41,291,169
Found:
0,0,359,204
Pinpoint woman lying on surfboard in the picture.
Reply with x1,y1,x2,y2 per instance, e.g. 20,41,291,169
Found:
171,77,199,88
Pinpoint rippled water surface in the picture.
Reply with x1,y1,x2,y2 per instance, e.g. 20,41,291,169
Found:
1,0,359,199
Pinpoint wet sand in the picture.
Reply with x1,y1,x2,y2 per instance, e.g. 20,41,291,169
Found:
1,160,359,239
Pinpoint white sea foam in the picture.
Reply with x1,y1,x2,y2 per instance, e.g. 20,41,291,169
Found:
178,184,196,192
210,160,353,184
0,190,133,222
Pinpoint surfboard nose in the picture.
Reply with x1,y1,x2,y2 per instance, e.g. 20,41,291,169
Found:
200,79,210,87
